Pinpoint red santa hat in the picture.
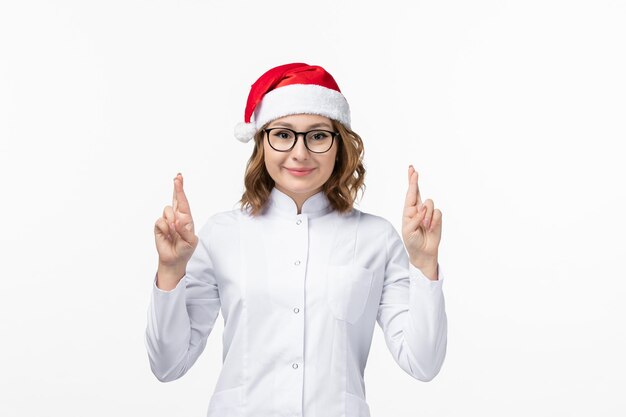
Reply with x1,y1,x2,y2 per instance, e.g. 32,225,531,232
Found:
234,63,351,143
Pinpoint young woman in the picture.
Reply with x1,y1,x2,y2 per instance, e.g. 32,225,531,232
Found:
146,63,447,417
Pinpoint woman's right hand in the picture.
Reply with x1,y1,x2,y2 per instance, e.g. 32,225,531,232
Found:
154,173,198,287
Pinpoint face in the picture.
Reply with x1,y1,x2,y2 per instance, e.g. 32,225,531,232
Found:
263,113,338,206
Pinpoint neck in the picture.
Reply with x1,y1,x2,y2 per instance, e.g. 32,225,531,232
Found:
275,184,321,214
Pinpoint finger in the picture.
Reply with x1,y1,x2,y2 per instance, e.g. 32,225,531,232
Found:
429,209,442,233
154,217,172,240
173,216,196,245
404,165,422,209
403,166,416,208
174,173,192,215
163,205,174,222
163,205,177,235
172,173,180,212
421,199,434,228
414,167,422,206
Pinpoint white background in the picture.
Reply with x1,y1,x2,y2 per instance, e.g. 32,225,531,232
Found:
1,1,625,416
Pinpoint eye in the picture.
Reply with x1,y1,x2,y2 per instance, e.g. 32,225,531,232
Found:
310,131,330,141
271,130,294,140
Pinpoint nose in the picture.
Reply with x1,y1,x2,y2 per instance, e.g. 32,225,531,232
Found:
290,133,310,160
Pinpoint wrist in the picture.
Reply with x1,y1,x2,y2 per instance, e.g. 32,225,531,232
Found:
409,256,439,281
409,254,438,269
156,262,186,290
158,259,187,272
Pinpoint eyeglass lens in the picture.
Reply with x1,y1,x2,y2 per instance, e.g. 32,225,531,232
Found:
267,128,334,153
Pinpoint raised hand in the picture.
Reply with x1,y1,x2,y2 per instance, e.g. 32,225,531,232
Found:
154,173,198,281
402,165,442,268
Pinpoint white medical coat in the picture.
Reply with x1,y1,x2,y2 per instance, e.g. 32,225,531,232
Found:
145,186,447,417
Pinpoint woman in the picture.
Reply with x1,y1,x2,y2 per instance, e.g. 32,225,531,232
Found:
146,63,447,417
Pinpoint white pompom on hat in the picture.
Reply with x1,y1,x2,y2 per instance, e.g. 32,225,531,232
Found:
234,63,351,143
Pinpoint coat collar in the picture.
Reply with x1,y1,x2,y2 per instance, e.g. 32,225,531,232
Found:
265,186,333,219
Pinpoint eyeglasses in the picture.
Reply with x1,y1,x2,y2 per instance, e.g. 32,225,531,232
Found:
264,127,339,153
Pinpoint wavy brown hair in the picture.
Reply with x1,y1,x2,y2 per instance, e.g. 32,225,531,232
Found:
238,119,366,217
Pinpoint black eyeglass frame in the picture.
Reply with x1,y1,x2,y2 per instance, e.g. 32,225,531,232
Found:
263,127,339,153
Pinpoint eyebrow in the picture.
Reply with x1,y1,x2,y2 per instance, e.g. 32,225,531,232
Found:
268,122,333,130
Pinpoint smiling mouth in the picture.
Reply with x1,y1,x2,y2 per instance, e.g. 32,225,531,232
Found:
284,167,315,176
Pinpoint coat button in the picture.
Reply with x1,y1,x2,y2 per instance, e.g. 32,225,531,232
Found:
296,219,302,225
293,307,300,314
292,363,299,369
294,260,301,266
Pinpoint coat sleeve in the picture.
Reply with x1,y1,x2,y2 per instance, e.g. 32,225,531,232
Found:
144,218,221,382
376,221,447,382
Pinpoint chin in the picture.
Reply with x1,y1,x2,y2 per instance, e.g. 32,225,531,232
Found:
278,178,322,193
282,183,317,194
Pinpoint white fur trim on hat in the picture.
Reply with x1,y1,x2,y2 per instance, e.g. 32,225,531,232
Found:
234,122,257,143
254,84,351,129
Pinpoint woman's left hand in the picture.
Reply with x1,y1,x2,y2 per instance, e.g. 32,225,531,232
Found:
402,165,442,265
